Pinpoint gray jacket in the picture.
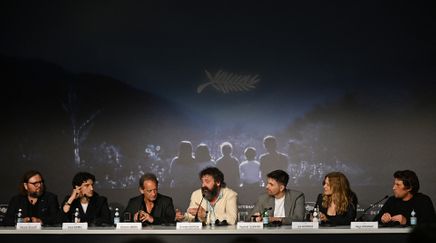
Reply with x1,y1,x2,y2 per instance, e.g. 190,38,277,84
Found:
250,189,305,224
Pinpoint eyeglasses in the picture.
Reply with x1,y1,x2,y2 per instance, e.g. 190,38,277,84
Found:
28,180,44,186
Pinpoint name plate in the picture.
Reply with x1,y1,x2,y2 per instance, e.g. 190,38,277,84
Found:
176,222,202,230
351,221,378,229
292,222,319,229
116,222,142,230
16,222,42,230
237,222,263,230
62,222,88,230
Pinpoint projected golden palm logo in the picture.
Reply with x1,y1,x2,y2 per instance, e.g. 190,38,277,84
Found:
197,70,260,94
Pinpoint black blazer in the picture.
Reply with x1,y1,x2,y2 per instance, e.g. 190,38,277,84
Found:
62,192,111,226
4,191,61,226
124,193,175,225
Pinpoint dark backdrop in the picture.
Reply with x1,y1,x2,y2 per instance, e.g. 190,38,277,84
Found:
0,1,435,213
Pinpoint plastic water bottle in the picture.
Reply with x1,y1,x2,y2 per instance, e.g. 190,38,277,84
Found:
312,206,320,224
114,208,120,225
74,208,80,223
210,212,216,226
262,208,269,225
16,208,24,224
410,209,417,226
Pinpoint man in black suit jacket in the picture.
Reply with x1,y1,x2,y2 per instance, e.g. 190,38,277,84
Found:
4,170,61,226
62,172,111,226
124,173,175,225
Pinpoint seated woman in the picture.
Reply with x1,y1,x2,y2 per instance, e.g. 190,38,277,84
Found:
315,172,358,225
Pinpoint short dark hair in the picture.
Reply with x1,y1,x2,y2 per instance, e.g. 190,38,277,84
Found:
267,170,289,187
263,135,277,150
244,147,256,160
394,170,420,195
199,167,226,188
139,173,158,189
72,172,95,188
19,170,44,195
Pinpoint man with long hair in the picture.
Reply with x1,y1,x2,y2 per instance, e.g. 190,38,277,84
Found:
4,170,61,226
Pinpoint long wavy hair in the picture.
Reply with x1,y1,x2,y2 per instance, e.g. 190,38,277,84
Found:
322,172,353,215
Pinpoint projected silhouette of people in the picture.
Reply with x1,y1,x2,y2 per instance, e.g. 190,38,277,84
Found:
195,143,215,173
215,142,240,189
259,136,289,183
239,147,262,188
169,141,196,188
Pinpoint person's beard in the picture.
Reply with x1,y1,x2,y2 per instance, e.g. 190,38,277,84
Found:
202,184,219,201
28,188,44,198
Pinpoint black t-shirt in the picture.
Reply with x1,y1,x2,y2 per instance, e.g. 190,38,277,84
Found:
375,193,436,225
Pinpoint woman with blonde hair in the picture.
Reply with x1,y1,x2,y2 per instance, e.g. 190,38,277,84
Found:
315,172,358,225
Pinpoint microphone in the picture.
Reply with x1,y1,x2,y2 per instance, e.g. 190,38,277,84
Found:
356,195,389,221
194,194,205,222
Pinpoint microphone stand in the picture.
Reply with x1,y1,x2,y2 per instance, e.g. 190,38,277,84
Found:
194,194,205,222
356,195,389,221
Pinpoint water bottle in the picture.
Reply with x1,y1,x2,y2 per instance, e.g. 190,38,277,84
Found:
16,208,24,224
410,209,417,226
114,208,120,225
74,208,80,223
262,208,269,225
312,206,320,224
210,212,216,226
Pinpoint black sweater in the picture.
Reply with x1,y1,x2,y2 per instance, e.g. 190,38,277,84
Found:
375,193,436,225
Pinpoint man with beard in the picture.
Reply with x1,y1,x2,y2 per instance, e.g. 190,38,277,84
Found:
4,170,61,226
250,170,305,224
124,173,176,225
175,167,238,225
62,172,111,226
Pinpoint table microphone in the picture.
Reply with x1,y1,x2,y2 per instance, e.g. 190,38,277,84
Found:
194,194,206,222
356,195,389,221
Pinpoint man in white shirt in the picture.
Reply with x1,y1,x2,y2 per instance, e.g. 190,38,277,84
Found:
175,167,238,225
251,170,305,224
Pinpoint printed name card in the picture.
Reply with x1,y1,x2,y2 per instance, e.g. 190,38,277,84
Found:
351,222,378,229
62,222,88,230
292,222,319,229
115,222,142,230
176,222,202,230
237,222,263,230
16,222,42,230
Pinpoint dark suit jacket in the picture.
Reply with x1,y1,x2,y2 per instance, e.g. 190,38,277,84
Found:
250,189,305,224
124,193,175,225
4,191,61,226
62,192,111,226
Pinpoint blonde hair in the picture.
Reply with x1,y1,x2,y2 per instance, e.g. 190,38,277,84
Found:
322,172,353,215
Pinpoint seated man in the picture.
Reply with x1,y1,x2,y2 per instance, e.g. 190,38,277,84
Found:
62,172,111,226
250,170,305,224
176,167,238,225
4,170,61,226
375,170,435,226
124,173,176,225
